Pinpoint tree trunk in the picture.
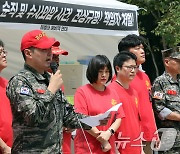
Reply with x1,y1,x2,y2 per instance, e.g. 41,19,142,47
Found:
145,38,159,77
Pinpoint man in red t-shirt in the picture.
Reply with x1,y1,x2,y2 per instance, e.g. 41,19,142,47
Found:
109,51,142,154
0,40,13,154
112,34,159,154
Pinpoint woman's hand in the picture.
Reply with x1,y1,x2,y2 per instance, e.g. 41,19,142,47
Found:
96,130,112,143
101,141,111,152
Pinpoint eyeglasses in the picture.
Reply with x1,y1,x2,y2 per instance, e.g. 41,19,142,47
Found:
0,49,8,56
123,65,138,71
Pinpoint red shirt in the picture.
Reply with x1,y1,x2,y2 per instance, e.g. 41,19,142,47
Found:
130,71,157,141
62,131,71,154
0,77,13,150
112,71,157,141
109,81,141,154
74,84,125,154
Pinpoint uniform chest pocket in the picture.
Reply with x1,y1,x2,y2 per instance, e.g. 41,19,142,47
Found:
165,96,180,112
165,85,179,101
32,83,47,98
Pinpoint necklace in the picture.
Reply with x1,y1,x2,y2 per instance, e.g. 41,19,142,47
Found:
115,80,129,89
115,80,123,87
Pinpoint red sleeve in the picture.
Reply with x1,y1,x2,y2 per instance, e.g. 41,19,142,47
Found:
74,87,89,115
62,131,71,153
0,114,3,137
110,88,125,119
0,77,13,147
116,105,125,119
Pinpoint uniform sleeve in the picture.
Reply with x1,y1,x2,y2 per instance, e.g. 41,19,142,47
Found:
6,76,54,126
62,97,91,130
152,80,172,120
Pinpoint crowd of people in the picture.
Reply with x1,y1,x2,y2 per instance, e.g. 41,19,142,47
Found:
0,29,179,154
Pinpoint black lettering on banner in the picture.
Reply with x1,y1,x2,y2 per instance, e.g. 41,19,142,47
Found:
40,24,50,30
61,26,68,31
40,24,68,32
0,0,138,31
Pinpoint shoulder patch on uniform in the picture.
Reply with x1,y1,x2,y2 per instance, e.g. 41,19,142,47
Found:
36,89,45,94
20,87,30,95
167,90,177,95
153,91,163,99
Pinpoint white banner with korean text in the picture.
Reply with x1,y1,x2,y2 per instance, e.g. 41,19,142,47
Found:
0,0,139,36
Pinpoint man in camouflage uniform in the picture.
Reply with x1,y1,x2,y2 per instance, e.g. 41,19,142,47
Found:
6,30,106,154
152,46,180,154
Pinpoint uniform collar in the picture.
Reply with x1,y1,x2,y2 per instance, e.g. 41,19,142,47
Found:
24,63,49,81
164,72,180,84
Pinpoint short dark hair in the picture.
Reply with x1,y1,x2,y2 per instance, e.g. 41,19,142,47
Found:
118,34,144,52
0,39,4,47
86,55,112,84
22,47,35,61
113,51,137,75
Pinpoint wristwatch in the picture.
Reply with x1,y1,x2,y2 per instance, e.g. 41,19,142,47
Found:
109,128,115,135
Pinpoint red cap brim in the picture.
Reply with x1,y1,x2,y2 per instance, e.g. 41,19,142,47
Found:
34,37,60,49
52,46,68,55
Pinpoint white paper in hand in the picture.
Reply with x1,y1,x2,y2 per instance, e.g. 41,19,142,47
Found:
80,103,122,127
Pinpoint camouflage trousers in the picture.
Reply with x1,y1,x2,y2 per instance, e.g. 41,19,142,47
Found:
157,147,180,154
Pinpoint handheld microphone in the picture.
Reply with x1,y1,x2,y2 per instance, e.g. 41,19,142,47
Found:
50,61,59,74
50,61,62,98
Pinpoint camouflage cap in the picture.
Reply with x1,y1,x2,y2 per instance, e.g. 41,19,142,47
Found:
161,46,180,59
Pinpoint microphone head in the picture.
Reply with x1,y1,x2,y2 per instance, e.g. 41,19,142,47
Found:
50,61,59,74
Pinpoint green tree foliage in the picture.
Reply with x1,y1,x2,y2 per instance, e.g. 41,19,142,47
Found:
119,0,180,47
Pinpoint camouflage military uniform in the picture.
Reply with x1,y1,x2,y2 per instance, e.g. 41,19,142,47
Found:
6,64,91,154
152,72,180,153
